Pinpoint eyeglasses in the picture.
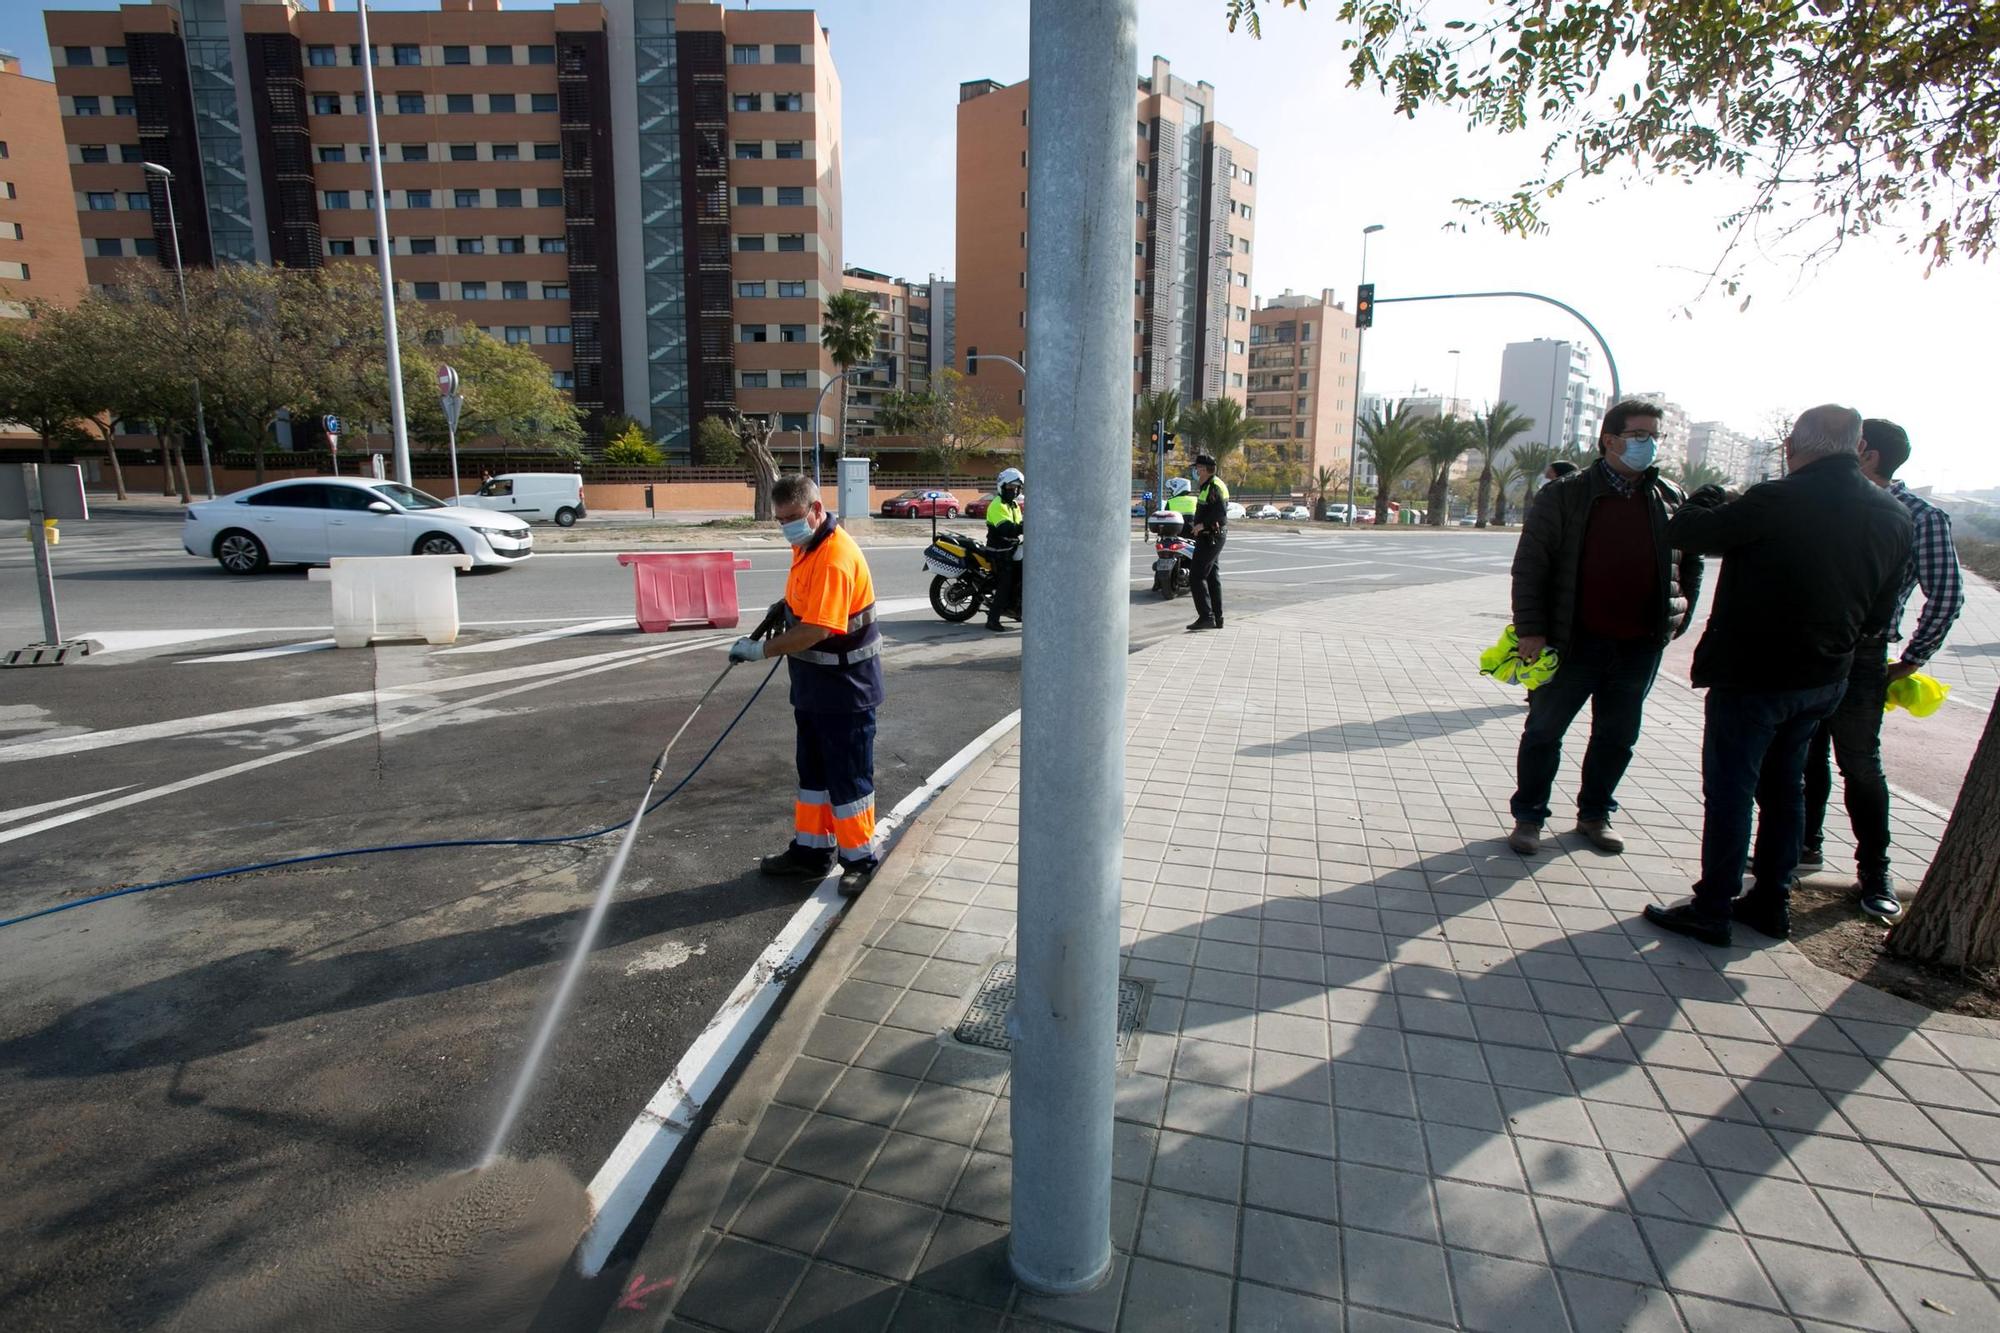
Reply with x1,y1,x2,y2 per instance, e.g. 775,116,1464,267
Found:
1616,431,1659,443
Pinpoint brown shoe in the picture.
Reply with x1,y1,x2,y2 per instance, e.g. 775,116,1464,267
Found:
1507,822,1541,856
1575,820,1625,855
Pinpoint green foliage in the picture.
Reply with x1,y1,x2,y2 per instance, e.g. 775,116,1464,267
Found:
1420,416,1475,525
1468,403,1535,527
602,424,665,467
1133,388,1184,448
695,415,743,466
1357,402,1430,526
1673,460,1731,491
1177,395,1260,467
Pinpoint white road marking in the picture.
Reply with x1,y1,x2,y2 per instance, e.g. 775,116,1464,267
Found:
435,618,635,656
1227,560,1367,577
79,629,261,655
182,639,338,664
0,785,135,827
578,706,1026,1275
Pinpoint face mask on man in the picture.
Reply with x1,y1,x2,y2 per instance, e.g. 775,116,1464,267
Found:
1619,436,1659,471
781,510,817,546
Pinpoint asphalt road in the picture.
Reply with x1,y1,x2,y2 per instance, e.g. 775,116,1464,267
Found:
0,508,1520,1330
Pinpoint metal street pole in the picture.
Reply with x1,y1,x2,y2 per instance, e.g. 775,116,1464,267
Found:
355,0,412,486
1345,223,1382,526
1010,0,1133,1297
809,369,866,488
143,162,215,499
24,465,61,646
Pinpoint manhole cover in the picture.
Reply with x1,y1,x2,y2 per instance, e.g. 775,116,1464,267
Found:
953,960,1152,1055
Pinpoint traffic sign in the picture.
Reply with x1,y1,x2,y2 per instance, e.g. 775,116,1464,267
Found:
437,365,460,398
322,414,342,436
442,393,463,431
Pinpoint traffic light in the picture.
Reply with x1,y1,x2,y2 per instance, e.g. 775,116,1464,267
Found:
1355,283,1375,329
1150,424,1161,447
965,346,978,375
1163,428,1177,451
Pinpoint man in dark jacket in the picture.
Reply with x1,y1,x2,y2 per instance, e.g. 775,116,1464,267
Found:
1644,405,1914,947
1506,401,1703,857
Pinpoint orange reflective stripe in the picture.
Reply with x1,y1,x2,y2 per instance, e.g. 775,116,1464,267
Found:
833,806,876,852
794,799,834,837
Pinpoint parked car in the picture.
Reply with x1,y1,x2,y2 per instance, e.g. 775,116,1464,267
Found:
1225,501,1246,521
880,488,964,519
454,472,586,526
1253,503,1282,519
1282,504,1313,521
184,478,533,574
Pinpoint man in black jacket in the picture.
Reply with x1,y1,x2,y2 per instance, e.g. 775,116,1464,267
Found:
1186,452,1231,631
1644,405,1913,948
1506,401,1703,857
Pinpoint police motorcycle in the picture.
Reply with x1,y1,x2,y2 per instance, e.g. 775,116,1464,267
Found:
922,469,1024,624
1148,477,1196,599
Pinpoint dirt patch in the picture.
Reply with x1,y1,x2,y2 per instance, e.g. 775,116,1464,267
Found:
1956,538,2000,587
1790,880,2000,1020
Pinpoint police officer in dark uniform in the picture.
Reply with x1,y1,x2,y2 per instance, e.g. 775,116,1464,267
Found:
1187,452,1230,631
984,467,1025,632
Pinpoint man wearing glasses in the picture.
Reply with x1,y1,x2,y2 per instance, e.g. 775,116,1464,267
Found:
1507,401,1705,857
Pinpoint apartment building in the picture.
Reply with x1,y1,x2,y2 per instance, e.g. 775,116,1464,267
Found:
956,56,1257,421
1628,390,1691,472
43,0,842,458
1688,419,1768,487
1246,288,1355,484
1496,337,1607,458
0,54,88,318
840,264,937,436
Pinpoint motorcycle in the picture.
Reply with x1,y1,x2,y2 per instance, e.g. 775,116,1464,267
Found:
923,529,1022,624
1148,510,1193,599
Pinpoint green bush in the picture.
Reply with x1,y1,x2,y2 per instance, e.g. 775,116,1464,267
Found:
602,423,664,467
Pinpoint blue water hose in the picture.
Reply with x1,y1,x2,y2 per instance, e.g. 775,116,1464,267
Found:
0,658,784,933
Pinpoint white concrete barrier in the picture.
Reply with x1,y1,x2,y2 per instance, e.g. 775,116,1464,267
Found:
308,555,472,648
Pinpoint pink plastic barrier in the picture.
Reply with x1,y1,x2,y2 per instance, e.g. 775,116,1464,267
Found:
617,551,753,631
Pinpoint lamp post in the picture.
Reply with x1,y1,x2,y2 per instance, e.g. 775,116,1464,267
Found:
1344,223,1383,526
1447,348,1462,415
809,368,870,487
141,162,215,499
356,0,413,486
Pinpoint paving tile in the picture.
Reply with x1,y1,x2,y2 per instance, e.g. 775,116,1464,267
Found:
947,1150,1009,1225
1120,1256,1234,1333
1175,1037,1256,1090
729,1167,854,1252
888,1288,1002,1331
774,1262,900,1333
863,1133,972,1209
747,1104,811,1164
1343,1227,1456,1324
1880,1144,2000,1215
1242,1144,1336,1223
1774,1129,1906,1196
1674,1293,1798,1333
1484,1045,1576,1096
1012,1252,1127,1333
898,1084,996,1146
886,988,972,1036
781,1115,893,1187
1334,1062,1416,1117
1532,1197,1656,1283
1519,1141,1628,1209
855,1028,943,1080
1137,1187,1240,1272
1337,1161,1437,1242
1871,1258,2000,1331
1238,1208,1342,1301
1151,1129,1245,1203
822,1068,923,1128
1231,1280,1345,1332
1425,1123,1527,1191
779,1055,849,1110
911,1213,1014,1309
1836,1093,1959,1152
1637,1216,1782,1308
1708,1169,1845,1247
926,1044,1011,1093
1750,1235,1905,1329
678,1236,810,1333
1927,1206,2000,1278
1434,1180,1544,1262
1412,1074,1504,1131
817,1193,941,1282
1249,1093,1334,1157
1554,1271,1681,1333
1115,1072,1168,1127
1446,1249,1569,1333
1250,1049,1331,1107
1336,1108,1427,1173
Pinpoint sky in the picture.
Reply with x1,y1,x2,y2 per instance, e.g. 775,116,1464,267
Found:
9,0,1995,490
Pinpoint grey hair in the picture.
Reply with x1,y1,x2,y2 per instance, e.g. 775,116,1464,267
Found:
771,474,820,509
1788,404,1862,461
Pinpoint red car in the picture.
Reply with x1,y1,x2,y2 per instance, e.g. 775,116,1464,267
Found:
879,488,964,519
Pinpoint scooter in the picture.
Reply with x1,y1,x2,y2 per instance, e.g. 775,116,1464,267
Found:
1148,510,1193,599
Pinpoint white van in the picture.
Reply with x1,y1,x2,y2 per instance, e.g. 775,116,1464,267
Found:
457,473,587,526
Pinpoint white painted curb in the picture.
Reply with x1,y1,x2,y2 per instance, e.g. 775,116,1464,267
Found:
576,706,1024,1275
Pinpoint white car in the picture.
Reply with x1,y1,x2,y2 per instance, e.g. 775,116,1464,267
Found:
184,478,533,574
1282,504,1313,521
454,472,586,526
1253,503,1281,519
1322,503,1352,523
1225,501,1247,521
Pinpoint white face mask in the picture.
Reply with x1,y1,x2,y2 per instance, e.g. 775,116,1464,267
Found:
780,508,819,546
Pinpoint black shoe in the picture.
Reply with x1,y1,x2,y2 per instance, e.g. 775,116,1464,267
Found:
1643,902,1733,948
1857,873,1901,921
986,618,1012,632
1731,883,1794,940
838,863,876,897
1213,619,1225,629
759,850,833,880
1186,617,1219,632
1796,842,1824,871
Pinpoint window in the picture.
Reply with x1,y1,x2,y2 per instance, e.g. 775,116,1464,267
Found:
406,189,432,208
1233,340,1246,355
1231,372,1244,388
133,237,155,257
1137,163,1147,180
397,92,425,114
393,44,421,66
779,324,806,342
488,93,516,114
776,185,804,206
446,93,474,114
495,189,522,208
539,237,566,253
486,44,514,65
735,141,763,159
66,46,95,66
1242,169,1253,185
775,140,802,159
1236,236,1250,253
408,237,437,255
400,143,427,162
533,142,560,160
1300,322,1312,341
537,187,563,207
443,45,470,65
73,96,101,117
323,190,351,209
504,325,531,344
529,44,555,65
733,93,761,112
94,238,123,257
776,233,805,251
551,370,575,389
774,44,803,63
731,44,760,64
120,144,145,163
126,191,149,211
736,186,764,205
1234,305,1247,322
107,46,127,66
414,281,441,299
774,92,802,111
308,45,336,67
455,189,481,207
737,280,767,297
461,281,488,300
1239,204,1252,220
541,283,567,299
327,238,356,256
545,324,571,343
737,235,766,252
777,280,807,298
1297,396,1309,412
114,96,136,117
318,146,346,163
456,238,485,254
497,235,524,253
79,145,108,163
741,371,769,388
1234,272,1249,287
739,325,768,343
310,94,340,115
530,92,558,114
781,370,807,389
1297,371,1310,389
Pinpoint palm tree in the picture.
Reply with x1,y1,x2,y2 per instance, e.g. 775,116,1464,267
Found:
1469,404,1534,528
1357,402,1429,527
1673,459,1730,490
1420,416,1474,526
1133,388,1183,449
1510,441,1558,510
1309,463,1340,514
821,291,880,462
1178,395,1259,471
1490,457,1528,526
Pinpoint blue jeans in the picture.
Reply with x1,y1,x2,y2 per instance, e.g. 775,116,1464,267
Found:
1510,634,1663,826
1693,681,1847,912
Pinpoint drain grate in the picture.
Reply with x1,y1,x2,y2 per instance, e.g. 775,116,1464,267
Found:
953,960,1152,1056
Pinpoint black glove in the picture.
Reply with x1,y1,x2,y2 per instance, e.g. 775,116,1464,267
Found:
1685,484,1730,511
750,599,787,642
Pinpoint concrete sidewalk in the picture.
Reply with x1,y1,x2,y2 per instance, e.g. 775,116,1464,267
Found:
618,575,2000,1333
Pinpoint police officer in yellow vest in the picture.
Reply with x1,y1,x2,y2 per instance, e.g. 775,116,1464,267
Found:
1165,476,1197,520
984,467,1025,632
1187,452,1230,631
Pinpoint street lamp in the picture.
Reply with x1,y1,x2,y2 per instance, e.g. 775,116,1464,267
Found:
141,162,215,499
809,368,871,487
355,0,413,486
1447,348,1463,414
1345,223,1383,526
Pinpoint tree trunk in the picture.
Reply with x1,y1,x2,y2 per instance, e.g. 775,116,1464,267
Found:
170,441,193,502
99,428,128,500
1476,463,1493,528
1375,487,1391,527
745,440,778,521
1426,473,1450,526
1887,705,2000,966
254,430,268,485
1493,489,1510,526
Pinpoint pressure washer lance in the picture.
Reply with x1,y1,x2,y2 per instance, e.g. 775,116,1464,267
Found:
483,651,749,1167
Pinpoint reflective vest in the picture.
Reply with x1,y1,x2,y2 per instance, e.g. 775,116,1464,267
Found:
986,496,1023,547
1166,493,1197,516
785,518,884,713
